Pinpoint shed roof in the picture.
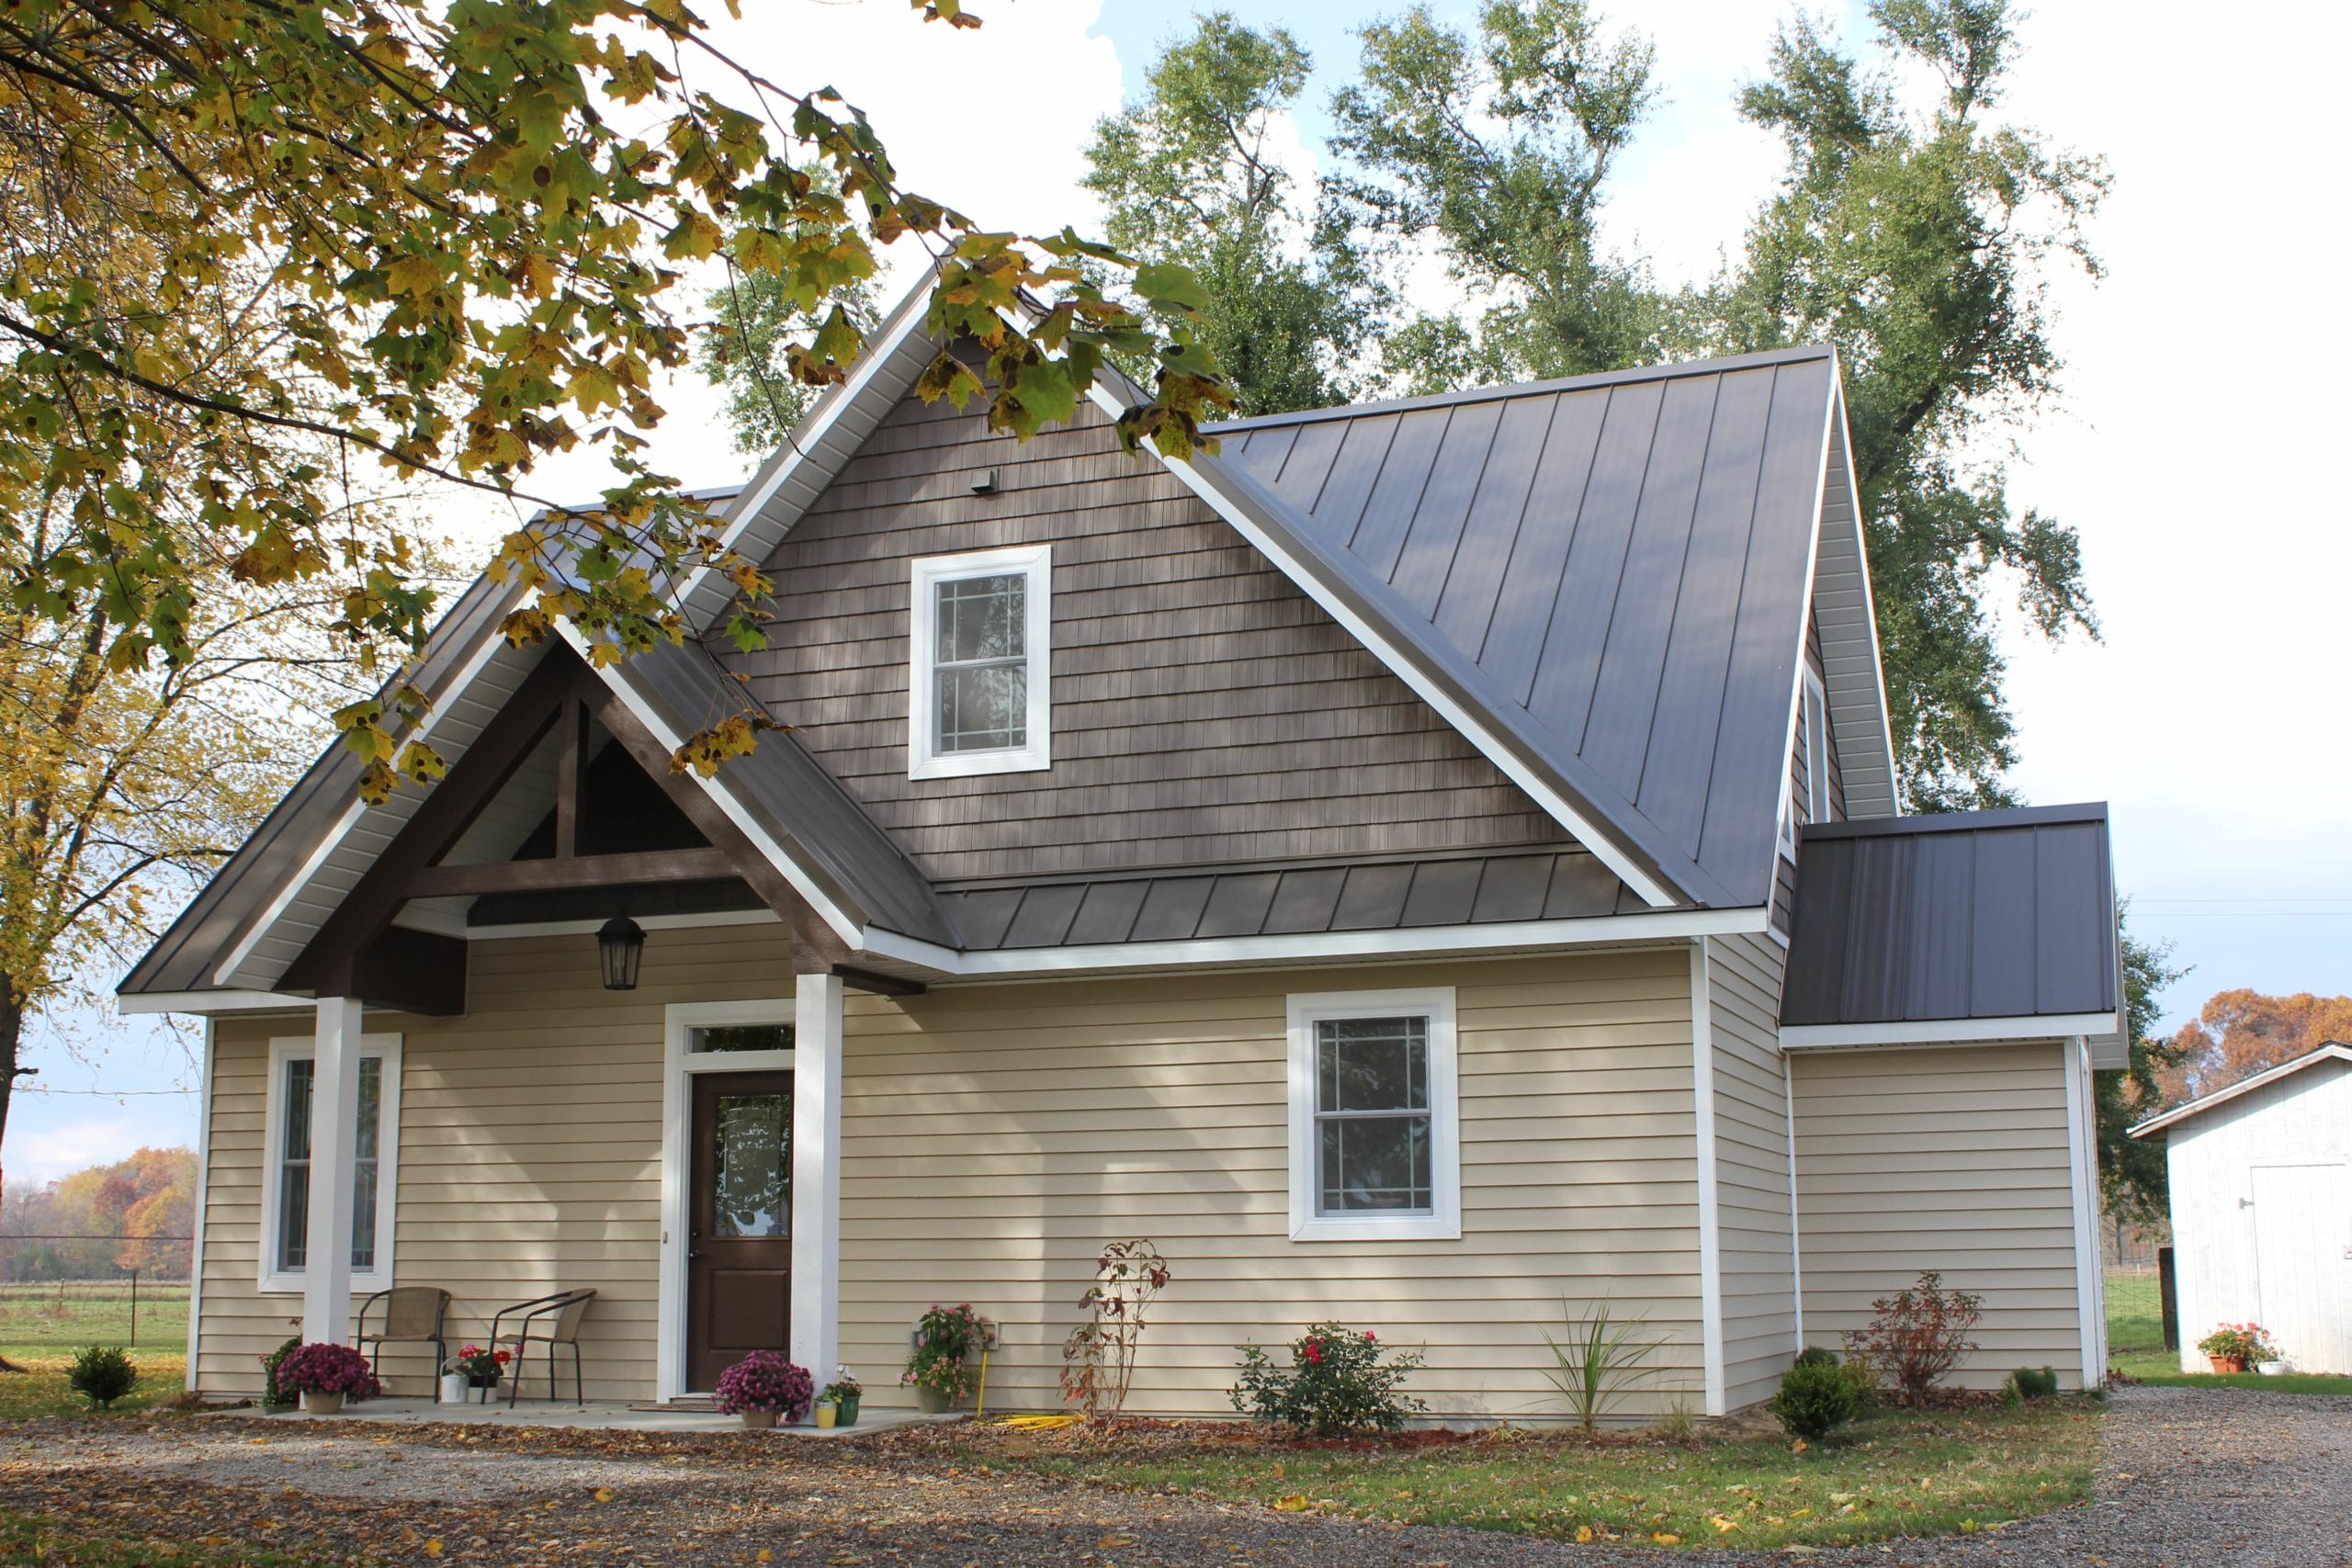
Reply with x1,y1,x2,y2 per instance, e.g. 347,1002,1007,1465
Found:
2127,1043,2352,1139
1780,803,2122,1047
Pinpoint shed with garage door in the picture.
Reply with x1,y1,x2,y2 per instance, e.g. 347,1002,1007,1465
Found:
2131,1044,2352,1374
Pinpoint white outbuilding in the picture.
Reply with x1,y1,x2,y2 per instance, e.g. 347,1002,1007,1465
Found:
2131,1043,2352,1373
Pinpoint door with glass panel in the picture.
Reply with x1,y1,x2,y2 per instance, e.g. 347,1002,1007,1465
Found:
686,1071,792,1391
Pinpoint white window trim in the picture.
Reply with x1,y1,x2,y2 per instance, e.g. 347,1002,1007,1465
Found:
907,544,1052,779
1286,987,1461,1242
258,1032,402,1296
657,998,799,1403
1803,669,1829,825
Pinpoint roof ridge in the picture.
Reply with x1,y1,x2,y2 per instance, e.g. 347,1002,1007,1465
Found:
1207,345,1836,434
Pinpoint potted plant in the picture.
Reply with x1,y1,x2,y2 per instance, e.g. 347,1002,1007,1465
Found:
712,1350,813,1429
822,1371,863,1427
813,1394,838,1429
2197,1322,2272,1374
277,1342,380,1414
444,1344,511,1404
902,1303,994,1416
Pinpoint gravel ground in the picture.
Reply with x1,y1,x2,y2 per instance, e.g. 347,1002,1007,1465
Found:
4,1388,2346,1566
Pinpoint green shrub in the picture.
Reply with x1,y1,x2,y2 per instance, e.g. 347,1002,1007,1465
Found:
259,1336,301,1410
1792,1345,1840,1371
2011,1365,2060,1401
1769,1359,1865,1441
68,1346,138,1408
1230,1324,1426,1436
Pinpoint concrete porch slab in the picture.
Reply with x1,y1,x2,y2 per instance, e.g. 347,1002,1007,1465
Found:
244,1398,956,1437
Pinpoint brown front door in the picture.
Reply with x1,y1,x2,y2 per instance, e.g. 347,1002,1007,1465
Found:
686,1071,793,1392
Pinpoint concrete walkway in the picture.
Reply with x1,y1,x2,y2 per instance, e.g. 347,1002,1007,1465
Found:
243,1395,955,1438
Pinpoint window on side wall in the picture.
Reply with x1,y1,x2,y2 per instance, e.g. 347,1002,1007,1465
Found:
1286,988,1461,1242
1782,670,1831,855
260,1034,402,1294
908,544,1052,779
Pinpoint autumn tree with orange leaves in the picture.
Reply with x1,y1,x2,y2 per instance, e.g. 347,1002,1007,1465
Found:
2158,989,2352,1106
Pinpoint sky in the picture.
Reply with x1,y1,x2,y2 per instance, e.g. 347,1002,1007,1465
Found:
8,0,2348,1188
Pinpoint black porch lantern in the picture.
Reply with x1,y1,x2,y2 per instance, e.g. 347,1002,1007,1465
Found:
596,915,646,991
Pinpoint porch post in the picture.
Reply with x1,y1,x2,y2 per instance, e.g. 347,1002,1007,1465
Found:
302,996,365,1345
791,972,843,1386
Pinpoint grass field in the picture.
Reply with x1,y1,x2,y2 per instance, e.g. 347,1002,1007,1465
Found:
2103,1269,2352,1394
0,1280,189,1351
0,1351,187,1418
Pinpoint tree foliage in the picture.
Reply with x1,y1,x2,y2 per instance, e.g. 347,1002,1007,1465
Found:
2159,989,2352,1106
2094,919,2187,1226
0,0,1232,798
1081,14,1376,417
0,1146,195,1279
696,210,881,457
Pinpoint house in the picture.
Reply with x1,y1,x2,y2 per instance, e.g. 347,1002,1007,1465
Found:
120,283,2127,1419
2130,1043,2352,1374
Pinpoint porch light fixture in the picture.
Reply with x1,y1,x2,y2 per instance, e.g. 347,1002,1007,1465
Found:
597,915,645,991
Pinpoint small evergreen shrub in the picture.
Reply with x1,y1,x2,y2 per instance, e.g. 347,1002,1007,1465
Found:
1770,1358,1865,1440
2011,1364,2060,1401
1792,1345,1840,1370
68,1346,138,1408
1230,1324,1426,1437
258,1337,301,1410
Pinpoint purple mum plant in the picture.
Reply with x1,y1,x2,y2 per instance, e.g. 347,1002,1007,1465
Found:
277,1342,381,1400
713,1351,814,1420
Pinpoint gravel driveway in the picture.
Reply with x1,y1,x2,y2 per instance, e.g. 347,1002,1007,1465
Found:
5,1388,2346,1566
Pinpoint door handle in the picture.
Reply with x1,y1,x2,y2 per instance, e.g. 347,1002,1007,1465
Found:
688,1249,706,1261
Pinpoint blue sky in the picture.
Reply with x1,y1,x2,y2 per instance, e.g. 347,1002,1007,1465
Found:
7,0,2347,1187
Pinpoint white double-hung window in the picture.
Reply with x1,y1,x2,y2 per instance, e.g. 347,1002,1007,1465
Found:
1286,988,1461,1241
908,544,1052,778
259,1034,402,1293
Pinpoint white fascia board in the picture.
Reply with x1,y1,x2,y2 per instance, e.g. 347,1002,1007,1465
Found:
1765,379,1839,894
119,989,318,1016
1779,1012,2122,1050
210,615,523,989
1088,383,1682,910
562,627,865,950
2127,1043,2352,1138
469,909,785,942
679,286,937,633
861,904,1770,979
1828,377,1903,812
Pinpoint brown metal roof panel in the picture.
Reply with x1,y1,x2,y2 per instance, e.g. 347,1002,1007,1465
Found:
1468,853,1555,922
1064,880,1150,945
1407,393,1553,626
2031,820,2116,1016
1001,883,1086,948
1196,872,1282,938
1472,389,1611,692
1965,827,2040,1017
942,887,1023,949
1524,379,1666,727
1129,876,1216,942
1389,397,1505,612
1303,414,1401,551
1400,858,1484,927
1544,852,1623,919
1902,830,1977,1021
1348,407,1453,579
1331,863,1416,930
1261,867,1348,933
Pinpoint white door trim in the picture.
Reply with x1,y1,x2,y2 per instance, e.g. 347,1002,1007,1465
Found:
657,998,798,1404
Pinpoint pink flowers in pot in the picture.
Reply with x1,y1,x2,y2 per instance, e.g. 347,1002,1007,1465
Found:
713,1351,814,1420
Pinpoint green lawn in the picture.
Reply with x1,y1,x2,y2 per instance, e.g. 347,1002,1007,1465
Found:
984,1402,2099,1551
0,1280,189,1352
0,1506,312,1567
0,1350,187,1419
2104,1269,2352,1394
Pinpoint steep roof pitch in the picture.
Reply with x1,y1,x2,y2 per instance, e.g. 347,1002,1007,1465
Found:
1191,349,1847,908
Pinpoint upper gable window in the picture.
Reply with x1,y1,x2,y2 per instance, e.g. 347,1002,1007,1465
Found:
1783,670,1831,855
909,545,1052,779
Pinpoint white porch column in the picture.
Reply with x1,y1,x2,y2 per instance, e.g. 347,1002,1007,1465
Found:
302,996,365,1344
791,973,843,1385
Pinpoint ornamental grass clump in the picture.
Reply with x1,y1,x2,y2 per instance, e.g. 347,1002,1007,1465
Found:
1230,1324,1426,1437
68,1346,138,1408
713,1351,814,1421
277,1342,380,1401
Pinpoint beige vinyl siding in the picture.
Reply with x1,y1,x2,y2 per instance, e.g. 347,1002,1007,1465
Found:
839,949,1704,1422
1704,933,1796,1409
195,924,797,1400
1790,1043,2086,1390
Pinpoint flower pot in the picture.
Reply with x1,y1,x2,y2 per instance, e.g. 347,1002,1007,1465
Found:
916,1383,953,1416
469,1375,500,1394
837,1393,860,1427
439,1373,470,1405
2208,1354,2247,1375
739,1409,778,1429
2257,1359,2288,1376
300,1390,345,1415
814,1403,838,1429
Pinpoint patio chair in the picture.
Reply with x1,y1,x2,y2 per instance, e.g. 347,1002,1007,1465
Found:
353,1285,451,1396
489,1288,596,1407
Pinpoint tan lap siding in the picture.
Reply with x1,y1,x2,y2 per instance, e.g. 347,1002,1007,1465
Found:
1705,933,1796,1410
1790,1043,2085,1390
837,950,1704,1423
196,925,797,1400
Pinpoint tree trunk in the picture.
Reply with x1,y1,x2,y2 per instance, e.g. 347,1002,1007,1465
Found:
0,989,21,1371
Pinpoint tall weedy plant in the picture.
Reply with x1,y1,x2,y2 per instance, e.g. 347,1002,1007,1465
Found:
1541,1300,1664,1432
1060,1239,1171,1418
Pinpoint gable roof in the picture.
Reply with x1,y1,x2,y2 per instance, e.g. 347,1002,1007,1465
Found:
1779,803,2125,1057
1173,351,1851,908
2127,1043,2352,1140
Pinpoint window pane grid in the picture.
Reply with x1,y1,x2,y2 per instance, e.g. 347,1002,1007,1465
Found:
1312,1016,1433,1216
933,572,1028,754
274,1053,386,1276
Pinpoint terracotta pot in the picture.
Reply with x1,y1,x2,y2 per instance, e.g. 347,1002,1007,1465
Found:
300,1390,345,1415
2208,1354,2247,1374
740,1408,778,1429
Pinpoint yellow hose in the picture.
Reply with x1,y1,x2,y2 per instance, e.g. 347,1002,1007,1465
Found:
973,1348,989,1419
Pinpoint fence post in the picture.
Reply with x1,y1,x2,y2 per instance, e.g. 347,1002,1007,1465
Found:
130,1269,140,1347
2157,1246,2178,1351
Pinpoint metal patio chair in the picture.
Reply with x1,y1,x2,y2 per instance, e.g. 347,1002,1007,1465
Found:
352,1285,451,1396
489,1288,597,1406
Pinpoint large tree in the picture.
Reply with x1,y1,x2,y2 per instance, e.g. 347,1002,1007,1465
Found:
1326,0,1663,391
2093,922,2187,1226
0,0,1230,795
1081,14,1377,417
1690,0,2109,807
2159,989,2352,1107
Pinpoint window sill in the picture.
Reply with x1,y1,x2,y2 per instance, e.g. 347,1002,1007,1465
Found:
908,746,1050,781
258,1270,395,1296
1290,1213,1462,1243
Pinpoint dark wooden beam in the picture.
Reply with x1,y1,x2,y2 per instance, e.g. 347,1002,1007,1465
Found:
832,964,927,998
552,699,583,860
408,847,736,897
300,925,468,1016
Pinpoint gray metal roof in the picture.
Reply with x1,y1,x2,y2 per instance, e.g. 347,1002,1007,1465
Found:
1204,347,1842,909
1780,803,2120,1028
936,847,1635,951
